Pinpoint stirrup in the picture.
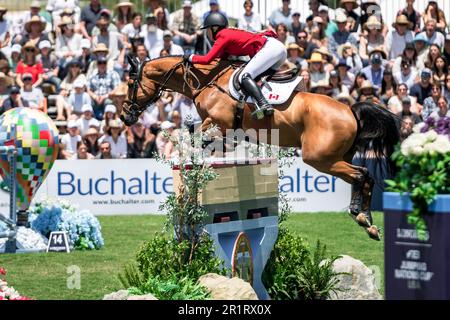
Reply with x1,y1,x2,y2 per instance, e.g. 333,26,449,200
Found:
251,108,265,120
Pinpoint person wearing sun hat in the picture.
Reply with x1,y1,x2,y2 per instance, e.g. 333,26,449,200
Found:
287,43,307,70
396,0,421,33
55,15,83,74
357,80,381,104
114,1,135,31
328,9,358,60
86,42,114,78
336,91,355,107
101,118,127,159
15,41,44,89
385,14,414,61
46,0,78,33
308,52,329,87
340,0,360,33
310,79,332,95
359,15,384,62
19,15,50,48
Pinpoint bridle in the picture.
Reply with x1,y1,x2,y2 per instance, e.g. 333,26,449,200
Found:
123,56,202,120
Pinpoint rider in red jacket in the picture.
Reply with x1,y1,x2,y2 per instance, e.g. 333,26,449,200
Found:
185,13,287,119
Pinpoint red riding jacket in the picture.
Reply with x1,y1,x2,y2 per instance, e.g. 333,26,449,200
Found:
191,28,278,64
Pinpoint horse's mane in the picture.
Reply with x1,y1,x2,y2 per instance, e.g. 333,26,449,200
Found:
144,55,238,73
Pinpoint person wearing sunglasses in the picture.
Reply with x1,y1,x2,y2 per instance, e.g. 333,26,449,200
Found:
0,86,24,114
15,41,44,89
19,72,45,111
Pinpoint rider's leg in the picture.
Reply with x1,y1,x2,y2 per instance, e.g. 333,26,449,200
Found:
239,37,287,119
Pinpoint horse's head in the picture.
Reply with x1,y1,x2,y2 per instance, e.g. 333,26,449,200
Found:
120,54,161,126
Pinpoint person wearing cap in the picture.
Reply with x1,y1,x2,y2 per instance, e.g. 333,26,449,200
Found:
100,104,118,134
394,59,417,90
76,104,100,136
335,58,355,90
170,1,201,49
149,30,184,59
410,68,432,107
100,119,127,159
87,55,121,118
328,9,358,60
61,120,82,159
15,41,44,89
37,40,61,93
8,45,22,75
79,38,94,74
203,1,227,22
317,5,336,39
0,7,10,50
396,96,422,124
385,15,414,61
20,72,45,111
422,0,447,33
80,0,105,40
237,0,262,33
67,78,92,117
397,0,421,33
361,48,386,89
0,86,24,114
422,82,442,120
358,15,385,63
268,0,293,31
340,0,360,33
155,120,175,157
185,13,286,119
417,18,445,48
143,13,164,53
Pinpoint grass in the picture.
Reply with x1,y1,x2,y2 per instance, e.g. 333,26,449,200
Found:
0,212,384,300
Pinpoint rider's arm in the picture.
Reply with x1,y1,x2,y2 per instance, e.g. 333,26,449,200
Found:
189,35,226,64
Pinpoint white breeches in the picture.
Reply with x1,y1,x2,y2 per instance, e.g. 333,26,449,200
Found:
238,37,287,82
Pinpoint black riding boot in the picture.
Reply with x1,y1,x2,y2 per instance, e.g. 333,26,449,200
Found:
240,73,274,120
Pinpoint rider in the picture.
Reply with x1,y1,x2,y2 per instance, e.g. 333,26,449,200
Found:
184,12,288,119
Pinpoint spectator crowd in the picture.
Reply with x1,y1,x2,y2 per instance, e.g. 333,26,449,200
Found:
0,0,449,160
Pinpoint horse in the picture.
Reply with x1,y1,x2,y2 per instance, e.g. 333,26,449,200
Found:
120,55,401,241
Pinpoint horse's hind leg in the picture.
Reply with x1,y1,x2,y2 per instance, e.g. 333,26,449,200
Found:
306,159,381,241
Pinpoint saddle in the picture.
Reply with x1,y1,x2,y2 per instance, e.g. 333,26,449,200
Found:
229,62,305,105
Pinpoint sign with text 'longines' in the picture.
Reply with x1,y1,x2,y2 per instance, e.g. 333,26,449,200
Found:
0,158,351,216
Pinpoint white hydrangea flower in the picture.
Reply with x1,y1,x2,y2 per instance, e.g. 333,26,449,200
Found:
432,135,450,154
411,145,424,155
425,130,438,142
412,122,426,133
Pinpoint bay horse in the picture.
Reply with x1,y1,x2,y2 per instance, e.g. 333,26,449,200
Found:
120,55,400,241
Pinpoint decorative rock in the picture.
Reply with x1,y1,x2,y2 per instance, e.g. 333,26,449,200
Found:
328,255,382,300
103,290,130,300
198,273,258,300
0,227,48,252
103,290,159,300
127,294,158,300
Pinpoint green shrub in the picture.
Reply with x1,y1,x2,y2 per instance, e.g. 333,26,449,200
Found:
128,275,211,300
263,229,343,300
133,233,225,282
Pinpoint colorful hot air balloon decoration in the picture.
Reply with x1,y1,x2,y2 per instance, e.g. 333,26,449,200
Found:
0,108,59,225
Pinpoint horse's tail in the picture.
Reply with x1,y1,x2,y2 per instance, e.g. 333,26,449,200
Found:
350,101,402,177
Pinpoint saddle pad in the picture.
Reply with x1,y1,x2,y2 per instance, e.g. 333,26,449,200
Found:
228,68,304,105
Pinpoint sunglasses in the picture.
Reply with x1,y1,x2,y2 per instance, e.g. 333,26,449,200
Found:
432,87,440,91
98,61,107,65
100,147,110,151
25,48,35,53
23,78,32,82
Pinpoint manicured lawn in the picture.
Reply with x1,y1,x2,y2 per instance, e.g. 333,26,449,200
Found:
0,212,384,300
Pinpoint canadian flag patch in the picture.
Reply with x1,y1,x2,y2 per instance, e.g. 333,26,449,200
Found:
268,93,279,100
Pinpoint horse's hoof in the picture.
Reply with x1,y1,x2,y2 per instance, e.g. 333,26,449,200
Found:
120,114,137,126
348,210,371,228
365,226,381,241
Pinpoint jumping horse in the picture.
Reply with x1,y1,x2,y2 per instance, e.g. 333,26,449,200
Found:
120,55,401,241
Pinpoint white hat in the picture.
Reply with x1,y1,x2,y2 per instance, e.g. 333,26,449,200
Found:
80,39,91,49
182,0,192,7
319,5,329,12
11,44,22,54
104,104,117,114
335,10,348,23
161,121,174,130
68,120,78,129
39,40,51,50
81,104,93,113
73,78,85,88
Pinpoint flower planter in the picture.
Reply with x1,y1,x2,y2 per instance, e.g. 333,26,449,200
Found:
383,192,450,300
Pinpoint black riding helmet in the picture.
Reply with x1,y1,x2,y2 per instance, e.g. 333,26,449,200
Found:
201,12,228,40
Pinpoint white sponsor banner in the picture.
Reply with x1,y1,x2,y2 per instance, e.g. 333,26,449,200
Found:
0,158,351,216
